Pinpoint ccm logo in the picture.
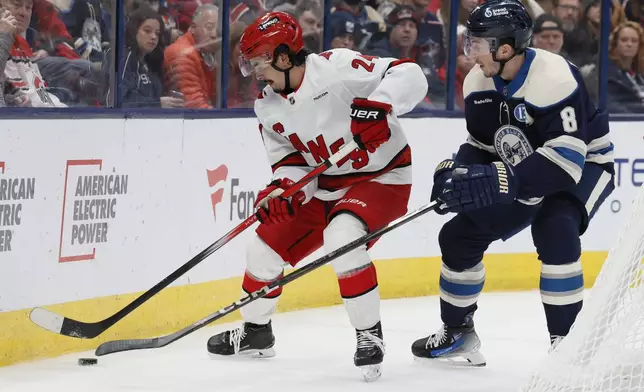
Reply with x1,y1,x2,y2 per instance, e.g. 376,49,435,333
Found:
350,109,380,120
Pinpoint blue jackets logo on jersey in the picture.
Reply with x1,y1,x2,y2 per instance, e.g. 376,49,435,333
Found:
513,104,527,123
494,125,534,166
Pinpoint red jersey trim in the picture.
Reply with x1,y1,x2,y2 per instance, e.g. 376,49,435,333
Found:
271,152,308,173
318,145,412,191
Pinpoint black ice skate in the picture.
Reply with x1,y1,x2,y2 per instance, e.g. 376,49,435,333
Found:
354,321,386,382
411,316,486,367
207,321,275,358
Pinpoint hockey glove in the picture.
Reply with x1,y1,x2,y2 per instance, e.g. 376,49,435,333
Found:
350,98,392,153
431,159,456,215
254,178,305,225
439,162,518,213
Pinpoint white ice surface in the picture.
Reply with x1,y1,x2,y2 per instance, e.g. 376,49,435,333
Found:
0,292,553,392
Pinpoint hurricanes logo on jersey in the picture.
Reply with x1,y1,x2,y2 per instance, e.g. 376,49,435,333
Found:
493,125,534,166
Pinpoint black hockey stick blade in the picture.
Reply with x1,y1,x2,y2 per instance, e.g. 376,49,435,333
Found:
95,201,440,356
29,140,359,340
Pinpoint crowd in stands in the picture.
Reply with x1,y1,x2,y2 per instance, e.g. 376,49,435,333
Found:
0,0,641,112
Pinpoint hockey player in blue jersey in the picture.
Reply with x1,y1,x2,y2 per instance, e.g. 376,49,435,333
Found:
411,0,615,366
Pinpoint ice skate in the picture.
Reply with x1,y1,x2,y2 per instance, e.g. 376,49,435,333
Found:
549,334,564,353
354,321,386,382
411,316,486,367
207,321,275,358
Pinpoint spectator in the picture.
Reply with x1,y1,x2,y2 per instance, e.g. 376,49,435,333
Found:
163,4,218,108
552,0,580,33
562,0,624,72
105,7,183,108
329,11,357,49
368,5,445,107
0,9,17,107
1,0,65,107
295,0,323,52
59,0,110,62
532,13,566,55
603,21,644,113
333,0,386,33
623,0,644,28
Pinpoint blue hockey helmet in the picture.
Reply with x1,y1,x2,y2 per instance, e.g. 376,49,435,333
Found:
464,0,533,59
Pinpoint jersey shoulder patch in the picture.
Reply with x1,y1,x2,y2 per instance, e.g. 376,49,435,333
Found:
463,65,496,100
524,49,579,109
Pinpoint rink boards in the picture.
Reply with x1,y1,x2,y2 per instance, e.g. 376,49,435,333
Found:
0,117,641,366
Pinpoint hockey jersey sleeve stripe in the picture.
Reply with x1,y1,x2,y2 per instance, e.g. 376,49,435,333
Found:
465,135,496,154
271,152,308,172
536,148,583,183
587,134,612,152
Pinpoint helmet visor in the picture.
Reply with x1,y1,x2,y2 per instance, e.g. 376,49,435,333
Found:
238,53,273,77
463,32,497,59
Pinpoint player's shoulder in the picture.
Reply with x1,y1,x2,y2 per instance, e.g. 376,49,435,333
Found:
524,48,580,109
463,65,496,100
254,86,281,119
312,48,384,69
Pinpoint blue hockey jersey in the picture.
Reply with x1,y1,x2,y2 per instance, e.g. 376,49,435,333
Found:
458,48,614,203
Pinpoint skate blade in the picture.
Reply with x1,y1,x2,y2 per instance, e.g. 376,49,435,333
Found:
238,347,276,358
359,364,382,382
208,347,276,360
414,350,486,368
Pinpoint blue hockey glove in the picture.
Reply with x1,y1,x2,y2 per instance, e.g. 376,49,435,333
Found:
431,159,456,215
439,162,518,213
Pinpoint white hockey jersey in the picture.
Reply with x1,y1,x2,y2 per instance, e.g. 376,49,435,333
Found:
4,35,65,108
255,48,428,201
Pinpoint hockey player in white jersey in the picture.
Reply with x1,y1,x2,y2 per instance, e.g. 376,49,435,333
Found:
206,12,428,381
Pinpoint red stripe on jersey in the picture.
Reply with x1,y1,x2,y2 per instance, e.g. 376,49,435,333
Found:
318,145,412,191
386,59,416,71
242,271,282,298
271,152,308,172
337,264,378,299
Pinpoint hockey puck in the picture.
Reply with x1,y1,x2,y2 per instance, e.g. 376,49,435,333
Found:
78,358,98,366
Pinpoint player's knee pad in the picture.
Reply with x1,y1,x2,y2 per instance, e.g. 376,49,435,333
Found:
438,216,487,271
323,213,377,303
531,198,582,265
243,235,286,298
323,213,371,276
532,199,584,307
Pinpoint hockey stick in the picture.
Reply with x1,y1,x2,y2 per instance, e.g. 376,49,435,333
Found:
30,140,360,339
94,200,440,356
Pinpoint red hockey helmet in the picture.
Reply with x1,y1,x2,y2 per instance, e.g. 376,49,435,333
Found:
238,12,304,77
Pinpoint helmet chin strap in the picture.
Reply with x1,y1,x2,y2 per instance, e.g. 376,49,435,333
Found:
271,62,295,94
492,53,514,78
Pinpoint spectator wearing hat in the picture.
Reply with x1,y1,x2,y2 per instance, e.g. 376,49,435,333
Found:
532,13,566,55
367,4,445,107
329,12,357,50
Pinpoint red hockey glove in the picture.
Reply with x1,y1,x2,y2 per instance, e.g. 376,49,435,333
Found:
350,98,392,153
254,178,305,225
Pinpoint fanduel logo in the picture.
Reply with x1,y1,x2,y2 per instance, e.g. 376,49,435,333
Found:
207,165,228,221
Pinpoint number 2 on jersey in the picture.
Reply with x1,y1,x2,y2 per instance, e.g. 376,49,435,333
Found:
351,55,378,73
